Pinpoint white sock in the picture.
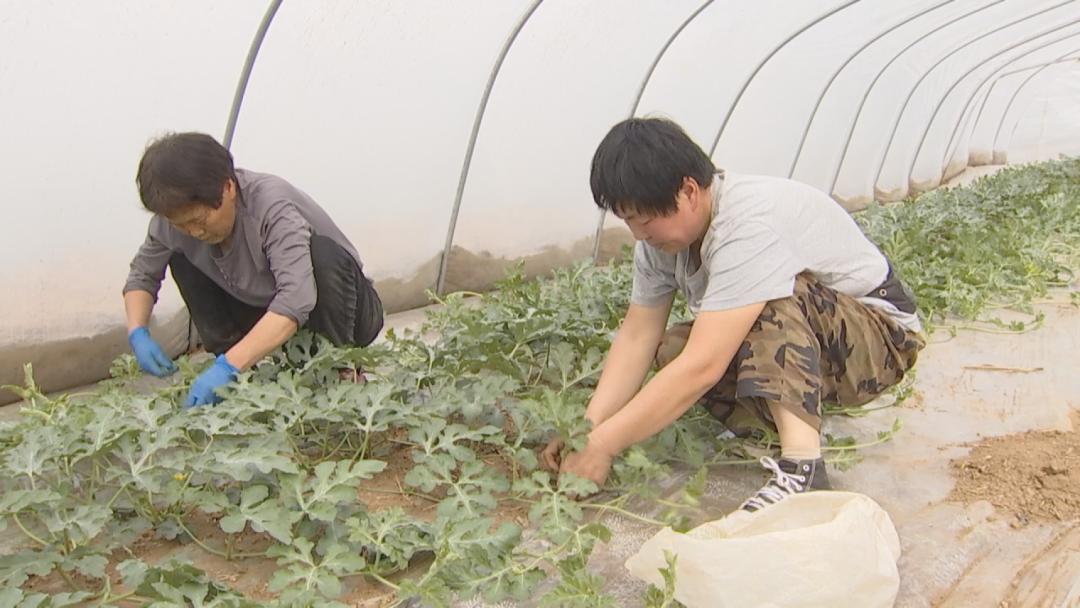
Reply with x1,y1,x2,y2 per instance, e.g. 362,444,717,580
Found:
780,446,821,461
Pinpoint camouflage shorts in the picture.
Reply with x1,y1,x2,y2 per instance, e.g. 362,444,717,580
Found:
654,273,926,435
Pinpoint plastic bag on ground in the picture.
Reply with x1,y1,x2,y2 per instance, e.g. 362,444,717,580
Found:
625,491,901,608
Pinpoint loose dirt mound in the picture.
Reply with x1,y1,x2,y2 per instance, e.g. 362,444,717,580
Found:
950,420,1080,524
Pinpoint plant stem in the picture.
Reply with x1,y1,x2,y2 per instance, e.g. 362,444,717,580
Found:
580,503,666,527
173,517,267,560
823,402,898,416
322,431,355,461
97,591,137,606
821,435,895,451
366,571,400,590
106,486,127,509
11,513,50,547
705,456,761,466
58,568,80,591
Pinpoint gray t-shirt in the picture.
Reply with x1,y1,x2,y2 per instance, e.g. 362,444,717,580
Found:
123,169,362,326
631,172,922,333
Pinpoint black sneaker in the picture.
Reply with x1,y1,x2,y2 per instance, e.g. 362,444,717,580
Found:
739,456,831,512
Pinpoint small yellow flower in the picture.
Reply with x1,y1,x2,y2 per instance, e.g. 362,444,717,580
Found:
174,472,187,481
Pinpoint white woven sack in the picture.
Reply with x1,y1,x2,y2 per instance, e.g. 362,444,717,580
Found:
625,491,901,608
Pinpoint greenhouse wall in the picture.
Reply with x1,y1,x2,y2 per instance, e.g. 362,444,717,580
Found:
2,0,1078,402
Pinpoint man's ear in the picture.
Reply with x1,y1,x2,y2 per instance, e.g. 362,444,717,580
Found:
682,176,704,209
220,178,238,207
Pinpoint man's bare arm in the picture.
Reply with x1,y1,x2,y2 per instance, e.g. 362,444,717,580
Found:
540,297,673,471
584,296,674,427
590,302,765,454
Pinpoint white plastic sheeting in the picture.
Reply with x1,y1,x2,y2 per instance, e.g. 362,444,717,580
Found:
966,57,1080,165
1,1,264,397
2,0,1079,398
230,1,532,291
1007,67,1080,162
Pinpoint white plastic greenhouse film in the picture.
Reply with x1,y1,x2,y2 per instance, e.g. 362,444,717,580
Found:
6,0,1080,404
793,0,1004,206
711,0,944,190
947,48,1080,174
446,0,702,287
0,1,265,393
882,1,1079,197
227,0,534,310
1006,67,1080,163
635,0,843,161
965,68,1041,165
910,28,1080,190
836,0,1073,201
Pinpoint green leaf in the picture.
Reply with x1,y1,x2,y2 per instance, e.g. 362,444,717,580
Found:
77,405,128,455
41,504,111,545
513,471,595,544
66,553,108,579
431,516,521,562
4,590,94,608
268,537,365,599
539,552,615,607
436,460,508,518
0,550,62,588
44,592,95,607
0,489,62,514
408,419,500,463
114,426,185,493
510,446,539,472
133,558,257,606
611,446,672,498
0,588,21,607
402,453,450,493
546,342,604,391
218,484,298,544
281,459,386,523
346,508,433,574
458,371,520,424
108,353,142,381
405,455,508,518
396,577,454,608
644,551,686,608
348,381,406,439
2,440,48,484
117,558,149,589
196,435,298,482
521,388,592,453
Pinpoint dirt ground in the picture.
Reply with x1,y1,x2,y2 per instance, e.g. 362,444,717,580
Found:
951,415,1080,526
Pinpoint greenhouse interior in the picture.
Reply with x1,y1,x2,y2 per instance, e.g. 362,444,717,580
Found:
1,1,1078,606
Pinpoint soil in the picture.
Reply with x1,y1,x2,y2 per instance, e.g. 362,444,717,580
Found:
949,413,1080,524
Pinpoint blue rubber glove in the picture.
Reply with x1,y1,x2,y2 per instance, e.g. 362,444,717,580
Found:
128,327,178,377
184,354,238,408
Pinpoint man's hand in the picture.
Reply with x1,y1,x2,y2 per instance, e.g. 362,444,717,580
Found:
184,355,238,408
128,327,178,377
539,437,565,472
559,436,616,490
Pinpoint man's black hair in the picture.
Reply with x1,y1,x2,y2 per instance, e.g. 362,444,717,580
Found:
136,132,236,215
589,117,715,217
